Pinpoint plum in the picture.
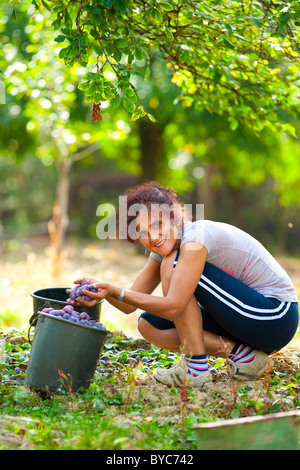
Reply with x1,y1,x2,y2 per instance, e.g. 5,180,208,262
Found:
42,307,55,313
51,310,62,316
63,305,74,314
41,303,106,331
128,357,138,364
100,355,110,361
79,311,90,321
68,281,98,302
69,315,79,323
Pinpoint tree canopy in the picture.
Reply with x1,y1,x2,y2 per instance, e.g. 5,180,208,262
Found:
11,0,300,135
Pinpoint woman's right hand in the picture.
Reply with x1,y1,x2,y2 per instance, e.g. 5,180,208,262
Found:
66,277,100,306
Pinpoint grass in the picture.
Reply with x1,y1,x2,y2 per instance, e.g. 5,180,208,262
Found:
1,327,300,450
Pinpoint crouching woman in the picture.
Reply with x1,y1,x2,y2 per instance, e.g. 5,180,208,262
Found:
69,181,299,388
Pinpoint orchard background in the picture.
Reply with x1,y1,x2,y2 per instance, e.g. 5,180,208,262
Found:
1,0,300,331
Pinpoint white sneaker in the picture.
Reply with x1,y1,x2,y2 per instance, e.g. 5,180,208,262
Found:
227,350,270,381
153,358,212,388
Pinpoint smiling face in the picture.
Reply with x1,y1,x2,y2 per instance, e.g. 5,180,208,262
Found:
136,204,182,256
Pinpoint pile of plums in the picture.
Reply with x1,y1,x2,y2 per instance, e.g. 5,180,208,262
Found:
68,280,98,302
40,305,106,330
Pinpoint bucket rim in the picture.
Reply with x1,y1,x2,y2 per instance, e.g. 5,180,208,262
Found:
36,311,110,333
30,288,104,305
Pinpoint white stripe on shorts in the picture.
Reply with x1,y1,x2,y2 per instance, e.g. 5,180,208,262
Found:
198,274,291,321
173,258,291,320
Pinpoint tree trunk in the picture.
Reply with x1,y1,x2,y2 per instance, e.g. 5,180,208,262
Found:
47,143,99,276
139,120,163,182
48,159,71,276
227,185,243,228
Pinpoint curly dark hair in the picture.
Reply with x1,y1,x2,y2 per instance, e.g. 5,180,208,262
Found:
119,181,184,243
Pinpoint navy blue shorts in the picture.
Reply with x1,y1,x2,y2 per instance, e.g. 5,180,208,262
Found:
139,251,299,354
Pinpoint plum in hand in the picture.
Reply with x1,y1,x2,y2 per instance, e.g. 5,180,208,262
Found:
68,281,98,302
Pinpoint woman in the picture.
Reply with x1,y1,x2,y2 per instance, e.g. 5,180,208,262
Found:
68,181,299,388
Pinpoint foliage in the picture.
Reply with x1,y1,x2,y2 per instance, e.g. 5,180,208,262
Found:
2,0,300,247
13,0,300,134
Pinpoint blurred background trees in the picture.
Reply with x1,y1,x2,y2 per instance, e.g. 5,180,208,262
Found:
1,0,300,272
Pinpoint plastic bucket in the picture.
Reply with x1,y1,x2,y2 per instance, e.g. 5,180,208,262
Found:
25,312,108,394
30,287,103,323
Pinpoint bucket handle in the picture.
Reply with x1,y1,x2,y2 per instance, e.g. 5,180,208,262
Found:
28,303,48,344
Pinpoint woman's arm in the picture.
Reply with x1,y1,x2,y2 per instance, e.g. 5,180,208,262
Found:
82,243,208,321
70,255,161,314
105,256,161,314
116,243,207,319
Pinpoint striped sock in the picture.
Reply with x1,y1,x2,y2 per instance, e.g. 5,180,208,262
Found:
230,344,256,363
185,354,208,376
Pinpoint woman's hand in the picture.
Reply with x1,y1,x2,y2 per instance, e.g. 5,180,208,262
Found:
66,278,119,307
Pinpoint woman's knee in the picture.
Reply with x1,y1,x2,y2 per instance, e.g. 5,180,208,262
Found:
137,317,149,335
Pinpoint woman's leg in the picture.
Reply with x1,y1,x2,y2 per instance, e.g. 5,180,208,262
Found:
138,249,236,358
138,315,235,358
192,261,299,354
138,317,181,352
159,250,206,357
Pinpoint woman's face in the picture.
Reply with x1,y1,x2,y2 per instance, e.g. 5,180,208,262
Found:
136,204,181,256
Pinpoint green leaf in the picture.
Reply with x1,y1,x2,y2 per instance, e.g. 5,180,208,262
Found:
87,83,97,95
147,113,158,123
64,10,72,28
78,81,90,91
41,0,51,12
230,409,240,419
52,18,61,29
110,94,121,109
270,402,282,413
55,35,67,43
115,38,128,49
86,72,97,81
223,39,234,50
213,69,222,84
122,87,135,99
179,49,190,63
159,2,173,11
109,45,122,62
84,94,94,103
165,27,174,40
58,46,71,59
130,105,147,121
94,91,102,104
93,43,103,56
123,98,136,113
103,0,113,8
153,8,163,23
